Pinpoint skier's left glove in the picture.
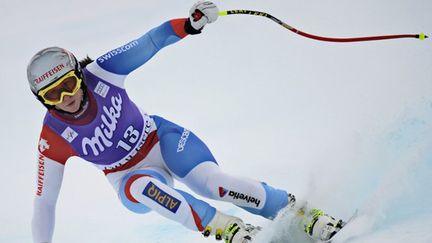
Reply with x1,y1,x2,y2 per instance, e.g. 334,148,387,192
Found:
185,1,219,35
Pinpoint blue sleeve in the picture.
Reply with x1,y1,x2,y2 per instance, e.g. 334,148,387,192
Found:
96,21,184,75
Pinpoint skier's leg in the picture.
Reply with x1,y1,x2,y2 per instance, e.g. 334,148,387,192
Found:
119,168,216,231
152,115,291,220
120,167,257,242
152,115,344,241
182,162,292,219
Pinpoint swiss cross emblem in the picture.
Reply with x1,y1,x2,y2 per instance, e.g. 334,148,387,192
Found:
38,138,50,152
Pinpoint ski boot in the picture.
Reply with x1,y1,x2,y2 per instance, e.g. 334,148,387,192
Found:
302,208,345,242
202,211,261,243
223,222,261,243
286,194,345,241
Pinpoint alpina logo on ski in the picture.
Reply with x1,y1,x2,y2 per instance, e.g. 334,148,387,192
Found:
143,182,181,213
218,187,261,207
82,93,122,156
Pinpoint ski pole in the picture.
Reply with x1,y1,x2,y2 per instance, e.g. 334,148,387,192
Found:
218,10,428,43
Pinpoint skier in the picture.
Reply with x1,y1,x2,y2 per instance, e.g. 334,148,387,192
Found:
28,1,344,242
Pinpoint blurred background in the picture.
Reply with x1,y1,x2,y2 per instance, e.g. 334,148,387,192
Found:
1,0,431,242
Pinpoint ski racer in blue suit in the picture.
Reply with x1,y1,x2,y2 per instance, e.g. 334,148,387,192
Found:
27,1,344,242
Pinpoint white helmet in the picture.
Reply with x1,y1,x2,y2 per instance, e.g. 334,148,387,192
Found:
27,47,81,94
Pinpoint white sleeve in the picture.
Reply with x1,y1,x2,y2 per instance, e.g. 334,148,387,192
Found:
86,61,127,89
32,153,65,243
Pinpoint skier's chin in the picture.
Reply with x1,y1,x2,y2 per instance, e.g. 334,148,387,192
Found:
65,100,80,113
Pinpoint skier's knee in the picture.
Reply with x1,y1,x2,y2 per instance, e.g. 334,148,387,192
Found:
125,174,182,213
119,169,170,214
181,161,221,198
119,174,155,213
125,174,155,204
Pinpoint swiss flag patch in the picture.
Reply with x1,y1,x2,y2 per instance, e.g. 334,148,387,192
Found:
219,187,228,197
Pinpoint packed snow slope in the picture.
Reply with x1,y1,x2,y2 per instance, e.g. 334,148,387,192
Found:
1,0,431,242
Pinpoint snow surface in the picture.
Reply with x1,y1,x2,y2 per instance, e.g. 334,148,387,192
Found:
1,0,431,242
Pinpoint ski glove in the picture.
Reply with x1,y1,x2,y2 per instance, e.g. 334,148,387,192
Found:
186,1,219,34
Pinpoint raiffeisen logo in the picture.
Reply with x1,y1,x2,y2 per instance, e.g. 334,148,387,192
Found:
36,154,45,196
34,63,65,84
218,187,261,207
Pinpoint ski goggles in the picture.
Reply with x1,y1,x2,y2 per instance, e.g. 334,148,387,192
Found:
37,70,82,106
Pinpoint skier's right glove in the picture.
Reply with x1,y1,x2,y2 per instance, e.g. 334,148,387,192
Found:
185,1,219,35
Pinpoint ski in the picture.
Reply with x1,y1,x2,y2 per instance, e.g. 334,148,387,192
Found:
319,209,359,243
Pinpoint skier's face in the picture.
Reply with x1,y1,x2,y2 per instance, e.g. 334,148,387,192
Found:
54,88,84,113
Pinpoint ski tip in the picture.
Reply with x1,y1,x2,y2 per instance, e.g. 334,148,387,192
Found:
418,33,428,40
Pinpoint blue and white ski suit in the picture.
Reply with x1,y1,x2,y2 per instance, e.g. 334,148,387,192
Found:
32,18,289,243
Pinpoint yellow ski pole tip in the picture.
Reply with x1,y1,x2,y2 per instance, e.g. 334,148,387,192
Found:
419,33,428,40
219,11,228,16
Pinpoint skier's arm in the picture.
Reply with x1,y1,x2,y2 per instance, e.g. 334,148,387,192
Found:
32,125,76,243
92,19,188,76
32,155,65,243
89,1,219,77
